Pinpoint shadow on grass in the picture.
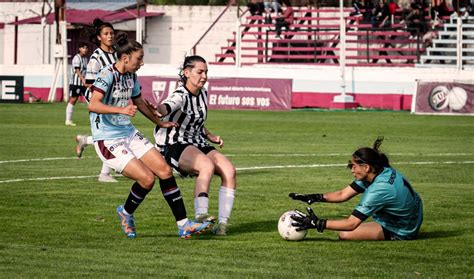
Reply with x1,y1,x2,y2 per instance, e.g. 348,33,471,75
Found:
416,230,464,239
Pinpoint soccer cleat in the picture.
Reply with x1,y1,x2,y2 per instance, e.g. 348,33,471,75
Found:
75,135,88,158
195,214,217,224
65,120,77,127
98,173,118,183
178,220,212,239
212,222,228,236
116,205,136,239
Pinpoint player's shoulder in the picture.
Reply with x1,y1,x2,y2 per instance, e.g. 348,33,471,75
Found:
173,86,187,95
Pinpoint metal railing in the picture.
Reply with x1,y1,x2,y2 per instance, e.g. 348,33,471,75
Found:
259,27,423,64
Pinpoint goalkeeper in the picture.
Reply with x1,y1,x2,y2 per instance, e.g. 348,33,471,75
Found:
289,137,423,241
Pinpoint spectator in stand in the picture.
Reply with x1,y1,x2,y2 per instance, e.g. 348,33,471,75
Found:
65,42,88,127
264,0,282,24
405,3,428,37
275,0,294,38
350,0,364,16
431,0,452,20
371,0,391,28
363,0,376,23
247,0,265,16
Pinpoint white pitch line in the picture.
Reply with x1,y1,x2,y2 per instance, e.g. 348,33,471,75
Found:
0,157,89,164
1,153,473,164
1,160,473,184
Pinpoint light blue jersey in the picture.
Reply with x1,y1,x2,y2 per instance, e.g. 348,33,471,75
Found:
351,167,423,239
89,64,141,141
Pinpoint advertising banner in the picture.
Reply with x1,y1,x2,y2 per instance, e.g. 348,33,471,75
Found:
139,77,292,111
412,81,474,115
0,76,24,103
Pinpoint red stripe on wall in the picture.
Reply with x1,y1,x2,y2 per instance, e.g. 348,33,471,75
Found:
292,92,413,111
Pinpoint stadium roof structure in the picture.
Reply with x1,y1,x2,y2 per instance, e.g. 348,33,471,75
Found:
10,8,163,25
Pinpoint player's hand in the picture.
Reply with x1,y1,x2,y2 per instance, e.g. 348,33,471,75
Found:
290,207,319,231
289,193,325,204
144,99,162,118
158,121,179,128
122,104,138,117
207,133,224,148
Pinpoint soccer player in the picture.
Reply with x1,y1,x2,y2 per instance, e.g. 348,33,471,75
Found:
153,55,237,236
75,18,119,182
290,137,423,241
88,32,211,239
65,42,88,126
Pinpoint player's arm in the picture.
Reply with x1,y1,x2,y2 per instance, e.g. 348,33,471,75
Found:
322,186,359,202
133,96,178,128
291,207,363,232
84,58,100,87
88,90,136,116
325,215,362,231
289,185,359,204
203,126,224,148
74,68,87,86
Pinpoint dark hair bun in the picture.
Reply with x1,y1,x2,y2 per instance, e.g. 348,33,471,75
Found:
115,32,129,47
93,18,105,29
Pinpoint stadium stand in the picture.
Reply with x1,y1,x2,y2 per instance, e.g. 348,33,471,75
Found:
211,7,427,67
419,15,474,68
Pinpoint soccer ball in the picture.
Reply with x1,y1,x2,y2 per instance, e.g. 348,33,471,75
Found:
278,211,307,241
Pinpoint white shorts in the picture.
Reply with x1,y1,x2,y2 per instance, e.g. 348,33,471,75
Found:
94,129,154,173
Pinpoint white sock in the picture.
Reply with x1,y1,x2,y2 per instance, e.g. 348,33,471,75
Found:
86,136,94,145
66,103,74,122
176,218,188,227
194,196,209,218
100,164,112,175
218,186,235,224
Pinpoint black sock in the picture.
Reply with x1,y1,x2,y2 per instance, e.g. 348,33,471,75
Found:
159,177,187,222
124,182,151,215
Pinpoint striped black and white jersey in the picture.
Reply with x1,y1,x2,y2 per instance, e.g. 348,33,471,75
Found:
70,53,88,86
154,85,210,149
84,47,118,103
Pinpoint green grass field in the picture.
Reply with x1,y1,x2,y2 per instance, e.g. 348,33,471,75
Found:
0,103,473,277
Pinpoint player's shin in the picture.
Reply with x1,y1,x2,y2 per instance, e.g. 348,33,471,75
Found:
159,176,187,222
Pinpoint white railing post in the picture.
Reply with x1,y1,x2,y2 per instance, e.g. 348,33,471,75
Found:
236,18,242,67
456,15,462,71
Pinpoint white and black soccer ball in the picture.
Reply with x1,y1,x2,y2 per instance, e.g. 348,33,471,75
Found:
278,210,307,241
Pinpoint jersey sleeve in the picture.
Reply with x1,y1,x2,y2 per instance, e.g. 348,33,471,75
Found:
350,180,367,193
85,58,101,83
352,185,388,221
131,75,141,98
91,69,113,96
72,55,81,69
163,92,185,113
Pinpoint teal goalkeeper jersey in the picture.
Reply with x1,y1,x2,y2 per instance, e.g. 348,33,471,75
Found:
351,167,423,239
89,64,141,141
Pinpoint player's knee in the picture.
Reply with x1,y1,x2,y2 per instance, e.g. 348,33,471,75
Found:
155,164,173,179
198,160,215,177
140,173,156,189
338,231,351,240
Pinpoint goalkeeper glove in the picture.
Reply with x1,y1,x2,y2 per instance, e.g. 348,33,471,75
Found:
291,207,327,232
289,193,326,204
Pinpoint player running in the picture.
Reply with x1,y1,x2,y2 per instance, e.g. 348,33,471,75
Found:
88,32,211,239
290,137,423,241
75,18,119,182
153,55,237,236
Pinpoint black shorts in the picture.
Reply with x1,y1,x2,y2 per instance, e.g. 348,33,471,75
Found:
382,227,416,241
69,85,87,97
160,143,215,177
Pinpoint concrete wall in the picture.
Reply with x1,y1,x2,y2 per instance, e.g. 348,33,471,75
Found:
1,63,472,111
144,5,238,65
0,4,238,66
